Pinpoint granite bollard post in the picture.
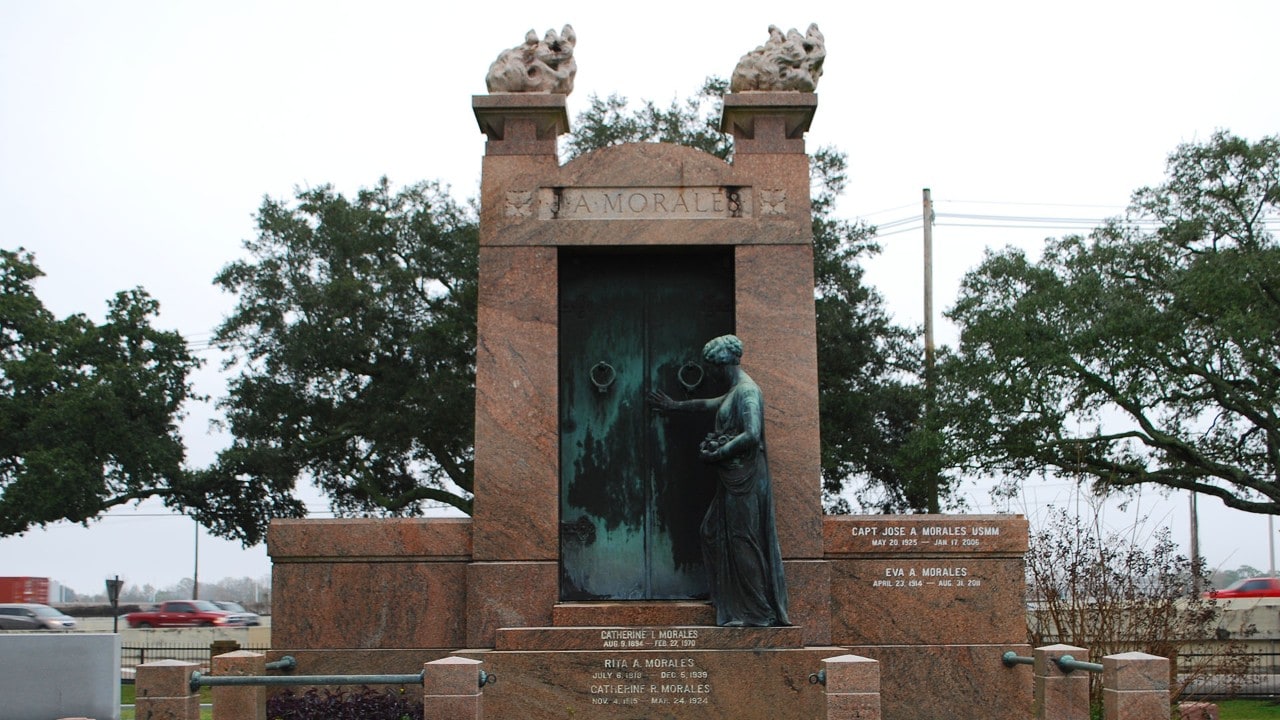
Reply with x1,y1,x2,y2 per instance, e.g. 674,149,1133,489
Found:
1103,651,1170,720
423,656,485,720
135,659,201,720
212,650,266,720
822,654,881,720
1034,644,1090,720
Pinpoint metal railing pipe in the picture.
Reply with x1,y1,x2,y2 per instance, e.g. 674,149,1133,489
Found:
190,668,496,694
1001,651,1033,667
1056,655,1104,674
263,655,296,672
190,671,424,693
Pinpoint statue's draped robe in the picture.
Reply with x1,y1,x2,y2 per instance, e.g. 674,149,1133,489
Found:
702,376,790,626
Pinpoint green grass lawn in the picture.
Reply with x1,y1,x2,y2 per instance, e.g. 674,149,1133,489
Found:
1215,700,1280,719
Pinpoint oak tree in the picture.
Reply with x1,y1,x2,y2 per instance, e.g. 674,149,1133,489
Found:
209,180,478,524
943,131,1280,513
0,249,206,535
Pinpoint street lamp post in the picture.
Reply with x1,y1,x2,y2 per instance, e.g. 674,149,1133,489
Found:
105,576,123,633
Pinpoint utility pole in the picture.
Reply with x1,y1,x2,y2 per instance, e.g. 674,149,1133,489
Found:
923,188,935,379
1270,514,1276,576
193,518,200,600
1190,491,1201,593
1272,457,1278,576
922,188,939,513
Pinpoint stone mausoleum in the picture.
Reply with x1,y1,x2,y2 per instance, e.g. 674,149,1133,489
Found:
267,24,1032,720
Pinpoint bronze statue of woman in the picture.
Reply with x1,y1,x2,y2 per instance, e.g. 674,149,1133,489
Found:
649,335,790,627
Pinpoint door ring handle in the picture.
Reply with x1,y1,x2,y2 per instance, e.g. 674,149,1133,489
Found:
590,361,616,394
678,362,704,392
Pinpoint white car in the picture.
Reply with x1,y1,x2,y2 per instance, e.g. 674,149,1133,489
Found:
0,603,77,630
212,601,261,626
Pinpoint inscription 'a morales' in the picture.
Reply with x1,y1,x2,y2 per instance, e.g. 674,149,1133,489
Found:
541,186,747,220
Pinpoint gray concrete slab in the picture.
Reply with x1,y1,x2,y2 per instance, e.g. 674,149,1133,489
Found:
0,632,120,720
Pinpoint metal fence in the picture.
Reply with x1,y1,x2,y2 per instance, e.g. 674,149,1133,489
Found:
121,643,272,676
1179,647,1280,699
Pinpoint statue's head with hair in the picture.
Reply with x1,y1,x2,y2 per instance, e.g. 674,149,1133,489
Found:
702,335,743,366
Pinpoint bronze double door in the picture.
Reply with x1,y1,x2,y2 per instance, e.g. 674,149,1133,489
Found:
558,248,734,600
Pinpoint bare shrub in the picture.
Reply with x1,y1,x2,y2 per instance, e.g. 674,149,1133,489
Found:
1026,504,1255,707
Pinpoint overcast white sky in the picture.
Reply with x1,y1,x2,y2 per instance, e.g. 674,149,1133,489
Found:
2,1,1278,595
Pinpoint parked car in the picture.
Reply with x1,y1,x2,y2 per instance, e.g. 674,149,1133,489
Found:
212,601,261,626
124,600,246,628
0,603,77,630
1204,577,1280,599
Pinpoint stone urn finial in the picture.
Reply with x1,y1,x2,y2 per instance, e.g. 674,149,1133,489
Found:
485,24,577,95
730,23,825,93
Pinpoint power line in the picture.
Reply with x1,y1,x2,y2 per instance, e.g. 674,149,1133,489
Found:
935,222,1102,232
940,212,1120,225
866,206,1279,239
875,224,923,239
939,198,1128,211
873,215,924,231
858,202,920,218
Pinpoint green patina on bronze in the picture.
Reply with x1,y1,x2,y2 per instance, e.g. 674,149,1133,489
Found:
558,248,733,600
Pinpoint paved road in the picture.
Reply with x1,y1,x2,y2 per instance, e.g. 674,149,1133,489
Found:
65,616,273,648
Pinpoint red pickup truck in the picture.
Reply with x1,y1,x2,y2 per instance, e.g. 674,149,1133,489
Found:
125,600,248,628
1204,577,1280,599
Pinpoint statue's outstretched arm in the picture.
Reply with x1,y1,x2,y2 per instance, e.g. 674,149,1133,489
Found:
647,389,720,414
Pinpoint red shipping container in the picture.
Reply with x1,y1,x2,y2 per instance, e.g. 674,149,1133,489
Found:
0,576,50,603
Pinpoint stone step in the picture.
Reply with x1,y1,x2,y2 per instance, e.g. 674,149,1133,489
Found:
552,601,715,628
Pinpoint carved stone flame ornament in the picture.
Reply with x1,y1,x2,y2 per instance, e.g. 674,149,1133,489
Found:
485,24,577,95
730,24,825,93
